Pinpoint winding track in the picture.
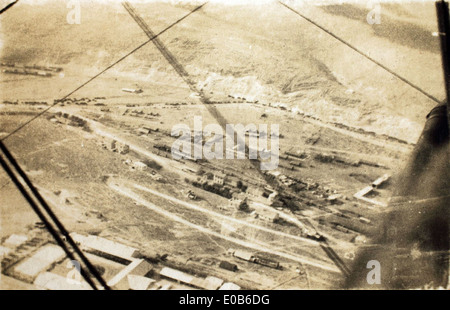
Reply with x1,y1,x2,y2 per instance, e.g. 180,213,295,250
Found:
108,179,341,273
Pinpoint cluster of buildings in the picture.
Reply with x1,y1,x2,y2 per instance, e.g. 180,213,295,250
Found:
1,68,53,77
1,233,67,287
0,62,62,72
199,171,227,186
353,174,390,208
54,97,104,106
227,249,281,270
159,267,240,290
1,231,242,290
0,62,62,77
102,139,130,155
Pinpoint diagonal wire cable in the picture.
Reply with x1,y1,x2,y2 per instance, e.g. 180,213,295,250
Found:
2,1,352,280
0,2,207,142
279,0,443,105
279,0,450,282
121,2,355,279
123,1,226,126
122,1,283,192
0,0,18,15
0,2,208,290
0,142,106,289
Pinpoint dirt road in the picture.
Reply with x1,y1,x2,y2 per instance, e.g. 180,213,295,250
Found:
108,179,341,273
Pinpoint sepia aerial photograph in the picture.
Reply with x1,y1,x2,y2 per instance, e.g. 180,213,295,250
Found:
0,0,448,292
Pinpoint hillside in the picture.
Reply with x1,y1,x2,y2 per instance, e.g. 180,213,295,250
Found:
0,0,446,142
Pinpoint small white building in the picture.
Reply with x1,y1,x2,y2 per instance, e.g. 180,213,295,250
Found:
159,267,206,288
372,174,390,188
107,259,153,290
213,172,226,185
256,209,279,223
14,244,65,280
133,161,147,171
34,272,92,290
70,233,140,263
127,274,155,290
4,234,28,248
122,88,143,94
191,276,224,290
232,249,256,262
219,282,241,290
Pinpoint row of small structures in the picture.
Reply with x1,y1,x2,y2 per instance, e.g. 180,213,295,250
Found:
1,231,243,290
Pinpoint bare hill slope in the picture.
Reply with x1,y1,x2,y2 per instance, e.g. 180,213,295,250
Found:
0,0,445,142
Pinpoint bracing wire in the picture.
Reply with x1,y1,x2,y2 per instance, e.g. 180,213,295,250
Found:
1,2,207,142
279,1,443,105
